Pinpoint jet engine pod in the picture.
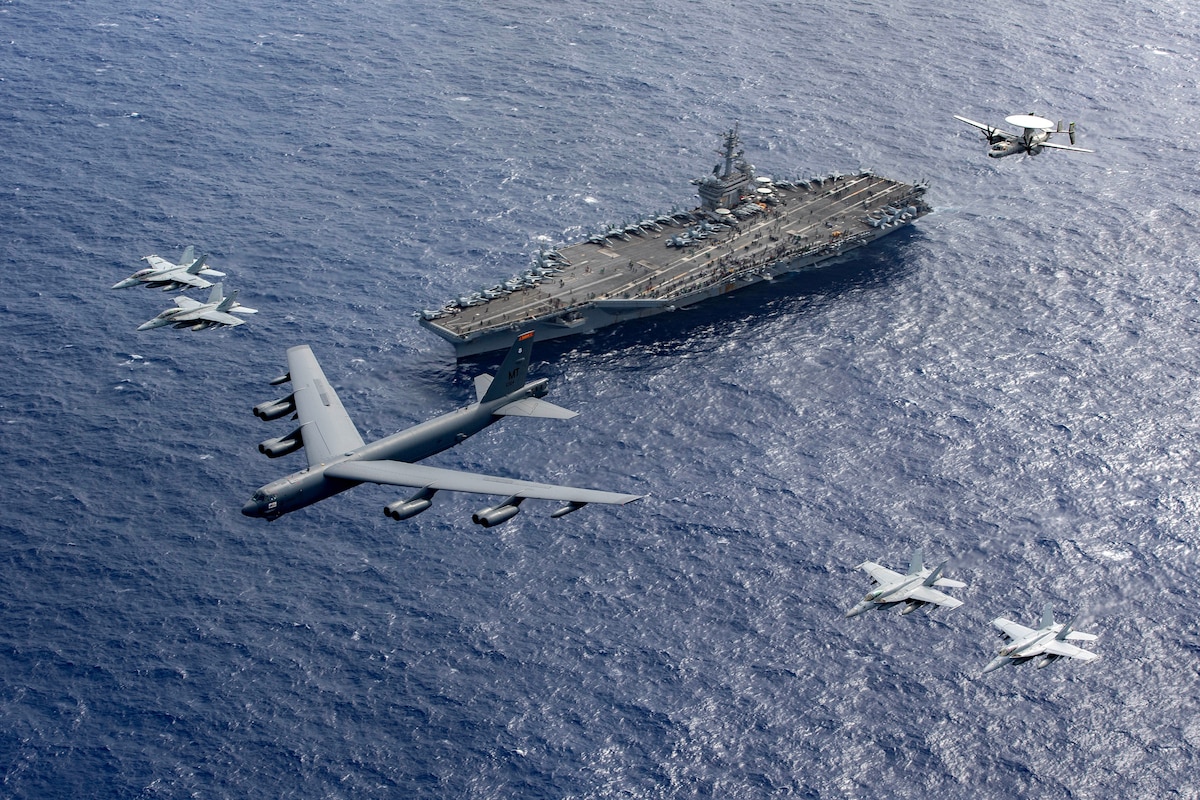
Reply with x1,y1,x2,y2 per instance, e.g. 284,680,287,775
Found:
258,427,303,458
550,501,586,519
253,394,296,421
268,372,291,386
384,488,437,521
472,496,525,528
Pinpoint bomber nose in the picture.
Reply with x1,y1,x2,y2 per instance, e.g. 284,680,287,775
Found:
241,499,260,517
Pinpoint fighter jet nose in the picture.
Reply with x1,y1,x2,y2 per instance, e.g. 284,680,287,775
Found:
136,321,153,331
845,603,869,618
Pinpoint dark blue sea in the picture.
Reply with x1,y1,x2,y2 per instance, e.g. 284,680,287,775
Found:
2,0,1198,796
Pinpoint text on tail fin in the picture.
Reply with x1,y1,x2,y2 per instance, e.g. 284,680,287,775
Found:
480,331,535,403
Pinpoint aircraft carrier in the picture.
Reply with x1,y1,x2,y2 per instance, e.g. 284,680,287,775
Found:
419,128,932,358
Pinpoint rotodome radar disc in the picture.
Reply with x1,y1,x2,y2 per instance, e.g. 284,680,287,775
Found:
1005,114,1055,130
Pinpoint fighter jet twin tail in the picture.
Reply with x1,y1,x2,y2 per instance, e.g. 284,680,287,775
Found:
847,548,1100,676
241,331,644,528
113,246,258,331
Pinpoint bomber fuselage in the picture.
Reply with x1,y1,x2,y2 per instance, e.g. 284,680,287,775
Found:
241,379,548,519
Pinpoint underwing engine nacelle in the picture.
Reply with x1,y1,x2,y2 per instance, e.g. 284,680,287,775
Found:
550,501,586,519
259,427,303,458
253,394,296,421
472,496,525,528
384,488,437,521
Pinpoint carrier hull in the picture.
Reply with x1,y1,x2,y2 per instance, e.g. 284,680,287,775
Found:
420,130,931,358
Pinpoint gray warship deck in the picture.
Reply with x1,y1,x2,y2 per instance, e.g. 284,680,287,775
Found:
420,132,930,357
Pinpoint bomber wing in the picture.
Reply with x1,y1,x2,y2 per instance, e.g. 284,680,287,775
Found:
325,459,643,506
286,344,366,467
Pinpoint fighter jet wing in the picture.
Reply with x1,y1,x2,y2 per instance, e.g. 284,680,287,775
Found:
165,270,215,290
859,562,904,586
142,255,178,271
172,295,206,311
286,344,365,468
1040,141,1095,153
192,310,246,328
325,459,643,505
905,585,964,610
992,617,1036,640
1042,639,1100,662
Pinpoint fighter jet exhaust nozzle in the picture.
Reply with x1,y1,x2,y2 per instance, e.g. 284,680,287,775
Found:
472,496,525,528
385,489,437,521
259,428,303,458
550,501,586,519
253,395,296,421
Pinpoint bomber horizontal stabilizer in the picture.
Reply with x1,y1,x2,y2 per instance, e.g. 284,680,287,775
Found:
494,397,578,419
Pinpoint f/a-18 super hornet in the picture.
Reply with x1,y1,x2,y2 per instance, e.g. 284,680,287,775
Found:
982,604,1100,674
954,113,1094,158
845,548,967,618
136,282,257,331
241,331,643,526
112,245,227,291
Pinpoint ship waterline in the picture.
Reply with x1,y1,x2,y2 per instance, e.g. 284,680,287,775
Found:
420,129,931,357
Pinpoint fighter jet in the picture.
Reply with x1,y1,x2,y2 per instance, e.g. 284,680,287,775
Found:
242,331,643,526
112,246,227,291
982,604,1100,674
954,113,1094,158
136,283,258,331
845,548,967,618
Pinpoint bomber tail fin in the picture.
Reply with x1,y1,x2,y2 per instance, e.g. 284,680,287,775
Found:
479,331,535,403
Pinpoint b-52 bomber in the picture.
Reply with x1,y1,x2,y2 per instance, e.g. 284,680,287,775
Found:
845,548,967,618
954,113,1094,158
241,331,644,526
137,283,257,331
112,245,226,291
982,603,1100,674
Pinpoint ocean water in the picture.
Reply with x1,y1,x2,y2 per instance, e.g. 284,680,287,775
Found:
2,0,1199,796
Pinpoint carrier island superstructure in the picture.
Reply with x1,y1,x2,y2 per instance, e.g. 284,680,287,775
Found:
420,128,932,358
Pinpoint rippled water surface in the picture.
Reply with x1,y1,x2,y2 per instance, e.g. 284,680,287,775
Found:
2,0,1198,796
